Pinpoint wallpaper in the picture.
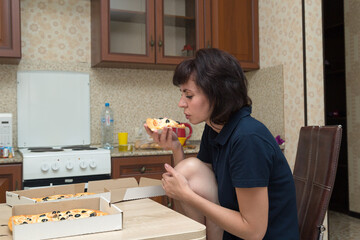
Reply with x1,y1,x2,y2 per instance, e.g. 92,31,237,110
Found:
259,0,324,170
21,0,91,63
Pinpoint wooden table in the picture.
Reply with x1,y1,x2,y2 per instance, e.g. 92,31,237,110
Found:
0,198,206,240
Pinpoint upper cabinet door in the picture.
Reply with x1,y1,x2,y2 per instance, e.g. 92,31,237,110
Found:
0,0,21,64
91,0,205,68
91,0,155,66
155,0,204,65
206,0,259,71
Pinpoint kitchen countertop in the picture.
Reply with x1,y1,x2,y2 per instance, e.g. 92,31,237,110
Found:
0,143,200,165
111,144,200,157
0,198,206,240
0,154,22,164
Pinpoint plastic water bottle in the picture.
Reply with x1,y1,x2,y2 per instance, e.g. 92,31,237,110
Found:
101,103,114,149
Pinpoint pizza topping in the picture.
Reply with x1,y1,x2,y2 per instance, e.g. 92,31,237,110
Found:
32,192,96,203
8,209,109,231
146,118,185,131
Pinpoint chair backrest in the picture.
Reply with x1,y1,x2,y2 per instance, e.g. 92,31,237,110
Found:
293,125,342,240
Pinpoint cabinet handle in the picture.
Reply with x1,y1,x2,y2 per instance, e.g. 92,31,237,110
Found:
15,180,18,190
167,197,172,208
207,40,211,48
139,166,146,173
150,36,154,47
158,39,163,52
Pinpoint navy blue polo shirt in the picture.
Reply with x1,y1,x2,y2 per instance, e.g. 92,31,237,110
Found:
197,107,299,240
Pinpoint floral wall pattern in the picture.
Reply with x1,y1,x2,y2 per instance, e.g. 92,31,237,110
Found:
259,0,324,169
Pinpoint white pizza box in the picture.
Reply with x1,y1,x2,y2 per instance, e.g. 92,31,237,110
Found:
11,196,123,240
6,183,111,206
88,177,166,203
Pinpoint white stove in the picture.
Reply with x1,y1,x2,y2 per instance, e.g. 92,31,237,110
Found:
17,71,112,189
20,147,111,181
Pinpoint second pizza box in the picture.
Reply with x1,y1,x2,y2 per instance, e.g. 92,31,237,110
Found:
6,183,111,206
11,196,123,240
87,177,166,203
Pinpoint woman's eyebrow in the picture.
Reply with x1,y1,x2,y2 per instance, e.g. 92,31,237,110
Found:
180,88,189,93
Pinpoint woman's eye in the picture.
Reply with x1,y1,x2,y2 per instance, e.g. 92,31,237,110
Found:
186,96,193,99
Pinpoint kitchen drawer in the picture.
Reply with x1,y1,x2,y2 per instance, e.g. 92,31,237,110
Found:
111,155,172,180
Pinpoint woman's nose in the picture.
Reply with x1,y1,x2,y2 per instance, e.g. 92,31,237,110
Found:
178,97,186,108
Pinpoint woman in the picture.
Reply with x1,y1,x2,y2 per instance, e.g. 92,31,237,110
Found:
145,48,299,240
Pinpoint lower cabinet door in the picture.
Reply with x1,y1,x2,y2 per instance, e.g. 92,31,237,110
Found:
111,155,173,208
0,163,22,203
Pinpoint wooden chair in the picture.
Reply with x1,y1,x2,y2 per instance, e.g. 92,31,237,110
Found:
293,125,342,240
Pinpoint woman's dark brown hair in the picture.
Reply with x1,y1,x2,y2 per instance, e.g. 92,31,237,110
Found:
173,48,252,125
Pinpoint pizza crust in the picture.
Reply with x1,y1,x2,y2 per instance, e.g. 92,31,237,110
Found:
146,118,185,131
32,192,95,202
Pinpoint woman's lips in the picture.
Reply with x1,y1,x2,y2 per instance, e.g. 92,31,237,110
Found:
185,114,190,119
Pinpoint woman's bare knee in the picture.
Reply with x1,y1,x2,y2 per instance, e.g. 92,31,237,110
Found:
175,157,218,203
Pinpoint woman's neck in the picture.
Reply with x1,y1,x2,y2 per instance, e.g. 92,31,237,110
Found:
206,121,223,133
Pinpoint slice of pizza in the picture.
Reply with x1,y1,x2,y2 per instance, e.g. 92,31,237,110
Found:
146,118,185,131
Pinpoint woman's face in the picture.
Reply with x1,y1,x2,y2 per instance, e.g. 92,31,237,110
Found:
178,77,212,125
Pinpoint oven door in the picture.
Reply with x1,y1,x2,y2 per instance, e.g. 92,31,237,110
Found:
23,174,111,190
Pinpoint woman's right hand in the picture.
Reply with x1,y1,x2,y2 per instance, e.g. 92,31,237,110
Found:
144,124,182,151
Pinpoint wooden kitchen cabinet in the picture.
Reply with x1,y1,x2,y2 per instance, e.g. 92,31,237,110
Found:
204,0,259,70
91,0,205,68
0,163,22,203
111,155,173,208
0,0,21,64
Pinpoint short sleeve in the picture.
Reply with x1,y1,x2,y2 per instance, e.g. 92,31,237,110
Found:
197,125,212,164
229,134,274,188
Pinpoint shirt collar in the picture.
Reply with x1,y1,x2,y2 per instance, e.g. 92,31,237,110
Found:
212,106,252,146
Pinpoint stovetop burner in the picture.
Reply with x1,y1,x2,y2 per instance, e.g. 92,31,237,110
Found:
62,145,98,151
28,147,64,153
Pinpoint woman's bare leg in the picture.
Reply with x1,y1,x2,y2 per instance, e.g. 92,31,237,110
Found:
174,157,223,240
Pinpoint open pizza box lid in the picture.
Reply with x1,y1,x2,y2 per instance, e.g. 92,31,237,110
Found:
11,196,123,240
6,183,111,206
87,177,166,203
